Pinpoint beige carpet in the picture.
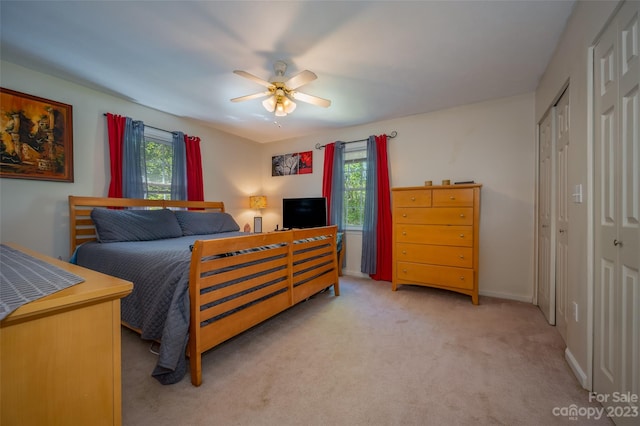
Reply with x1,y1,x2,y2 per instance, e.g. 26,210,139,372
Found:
121,276,612,426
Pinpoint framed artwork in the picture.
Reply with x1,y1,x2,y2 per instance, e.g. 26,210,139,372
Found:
253,216,263,233
297,151,312,174
0,88,74,182
272,150,312,176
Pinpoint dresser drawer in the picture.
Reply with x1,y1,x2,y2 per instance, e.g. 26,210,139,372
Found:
396,243,473,268
396,262,474,290
396,225,473,247
432,189,474,207
394,207,473,225
393,190,432,207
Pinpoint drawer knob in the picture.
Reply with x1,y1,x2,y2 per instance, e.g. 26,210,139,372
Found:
402,213,407,217
402,231,407,236
460,214,465,218
410,196,416,201
459,276,465,281
450,196,456,200
402,269,407,273
459,234,465,238
459,255,465,259
402,250,407,254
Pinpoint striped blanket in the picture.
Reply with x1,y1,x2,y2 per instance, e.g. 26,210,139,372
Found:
0,244,84,320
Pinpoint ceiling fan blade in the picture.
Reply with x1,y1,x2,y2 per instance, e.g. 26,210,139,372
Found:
285,70,317,90
230,91,272,103
233,70,273,88
291,91,331,108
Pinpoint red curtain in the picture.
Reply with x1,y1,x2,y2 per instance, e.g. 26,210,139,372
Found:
185,135,204,201
370,134,392,281
321,142,335,225
106,113,125,198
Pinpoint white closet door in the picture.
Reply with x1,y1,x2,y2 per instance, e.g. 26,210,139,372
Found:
617,1,639,406
594,2,639,423
555,89,570,342
538,112,555,324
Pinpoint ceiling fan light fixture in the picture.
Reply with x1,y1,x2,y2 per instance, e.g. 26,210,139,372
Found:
233,61,329,116
282,97,296,114
262,96,276,112
275,101,286,117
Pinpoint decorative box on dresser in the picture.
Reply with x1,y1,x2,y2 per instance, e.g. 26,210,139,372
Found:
392,184,482,304
0,244,133,426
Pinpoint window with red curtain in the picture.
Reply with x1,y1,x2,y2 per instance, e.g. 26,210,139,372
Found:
322,135,392,282
105,113,204,201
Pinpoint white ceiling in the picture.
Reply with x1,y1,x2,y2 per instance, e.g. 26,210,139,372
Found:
0,1,575,143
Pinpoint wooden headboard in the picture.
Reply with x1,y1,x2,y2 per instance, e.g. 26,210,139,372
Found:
68,196,226,255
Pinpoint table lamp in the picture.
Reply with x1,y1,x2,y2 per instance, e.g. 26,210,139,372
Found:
249,195,267,233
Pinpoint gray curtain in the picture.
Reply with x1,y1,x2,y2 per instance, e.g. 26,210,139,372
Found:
122,118,146,199
329,142,346,231
171,131,187,201
361,136,378,274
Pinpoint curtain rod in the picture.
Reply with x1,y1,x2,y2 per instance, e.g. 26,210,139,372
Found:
103,113,177,135
314,130,397,150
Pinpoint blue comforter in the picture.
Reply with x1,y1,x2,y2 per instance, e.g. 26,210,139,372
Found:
75,232,246,384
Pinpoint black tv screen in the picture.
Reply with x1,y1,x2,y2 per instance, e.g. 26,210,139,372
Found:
283,197,327,229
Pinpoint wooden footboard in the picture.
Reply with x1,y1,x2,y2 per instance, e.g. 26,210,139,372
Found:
69,196,339,387
188,226,339,386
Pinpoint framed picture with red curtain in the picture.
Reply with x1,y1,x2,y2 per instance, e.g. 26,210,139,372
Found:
0,88,73,182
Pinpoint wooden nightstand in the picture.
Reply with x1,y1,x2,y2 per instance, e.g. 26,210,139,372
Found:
0,244,133,426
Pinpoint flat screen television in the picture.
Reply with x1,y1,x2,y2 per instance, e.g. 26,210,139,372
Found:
282,197,327,229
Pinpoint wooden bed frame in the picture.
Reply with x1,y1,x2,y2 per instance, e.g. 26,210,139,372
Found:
69,196,340,386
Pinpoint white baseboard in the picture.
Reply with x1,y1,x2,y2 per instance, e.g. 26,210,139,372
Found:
565,347,588,389
341,277,535,304
479,289,533,303
343,270,371,279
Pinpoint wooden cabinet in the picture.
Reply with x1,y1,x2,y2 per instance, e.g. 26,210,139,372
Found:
0,244,133,426
392,184,481,304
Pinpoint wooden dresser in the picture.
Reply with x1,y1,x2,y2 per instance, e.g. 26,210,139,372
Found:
0,244,133,426
392,184,482,304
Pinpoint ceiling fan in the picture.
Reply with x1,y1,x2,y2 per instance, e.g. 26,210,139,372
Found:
231,60,331,117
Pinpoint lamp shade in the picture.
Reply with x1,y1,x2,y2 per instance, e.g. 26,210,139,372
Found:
249,195,267,209
262,97,276,112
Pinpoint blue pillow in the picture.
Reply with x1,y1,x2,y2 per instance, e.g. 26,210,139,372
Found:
174,211,240,235
91,208,183,242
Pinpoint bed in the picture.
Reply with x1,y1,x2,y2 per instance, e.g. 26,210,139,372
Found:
68,196,340,386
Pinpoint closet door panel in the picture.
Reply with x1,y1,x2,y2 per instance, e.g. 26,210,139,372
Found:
556,89,570,341
621,266,639,396
621,86,638,228
597,257,618,392
594,13,619,400
618,5,639,409
537,112,554,324
594,3,640,423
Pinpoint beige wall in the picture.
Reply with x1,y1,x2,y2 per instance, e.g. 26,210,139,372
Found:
534,0,620,388
0,61,262,259
0,38,552,306
261,93,537,301
0,57,537,302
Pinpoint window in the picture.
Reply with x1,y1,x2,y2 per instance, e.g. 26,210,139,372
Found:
343,145,367,229
143,128,173,200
